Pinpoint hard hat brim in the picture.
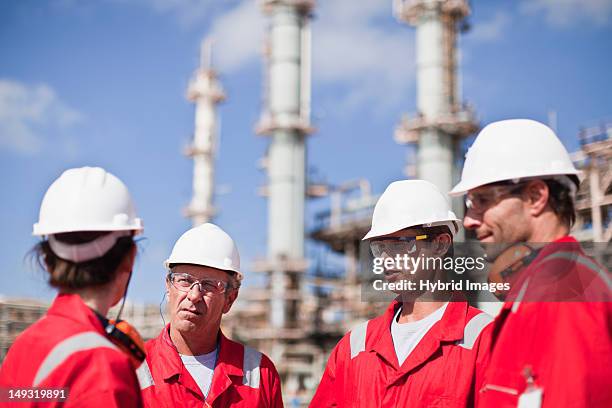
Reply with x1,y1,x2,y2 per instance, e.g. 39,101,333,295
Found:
449,170,580,197
363,219,460,241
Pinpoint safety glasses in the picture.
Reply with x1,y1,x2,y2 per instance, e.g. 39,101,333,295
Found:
465,183,525,213
168,272,229,295
369,235,428,258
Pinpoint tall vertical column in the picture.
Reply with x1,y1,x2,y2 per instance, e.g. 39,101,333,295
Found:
394,0,477,228
416,3,453,193
258,0,314,329
185,39,225,226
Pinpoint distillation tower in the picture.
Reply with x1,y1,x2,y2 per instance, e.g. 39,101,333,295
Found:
236,0,317,396
184,39,225,226
254,0,314,337
394,0,478,216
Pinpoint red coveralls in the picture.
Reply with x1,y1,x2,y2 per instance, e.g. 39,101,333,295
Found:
138,324,283,407
0,293,142,407
478,236,612,408
310,299,493,408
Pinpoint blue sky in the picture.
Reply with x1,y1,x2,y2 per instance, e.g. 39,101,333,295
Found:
1,0,611,303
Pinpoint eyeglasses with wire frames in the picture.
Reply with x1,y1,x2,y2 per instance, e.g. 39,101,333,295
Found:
167,272,230,295
465,183,526,214
369,235,428,258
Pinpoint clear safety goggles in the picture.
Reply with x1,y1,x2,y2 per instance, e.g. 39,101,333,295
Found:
168,272,229,295
465,183,525,213
369,235,428,258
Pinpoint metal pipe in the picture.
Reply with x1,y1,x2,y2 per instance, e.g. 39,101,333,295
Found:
415,2,453,193
394,0,473,239
185,38,225,226
261,0,314,329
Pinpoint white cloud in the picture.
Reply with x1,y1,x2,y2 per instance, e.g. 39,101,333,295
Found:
468,11,510,42
0,79,82,155
520,0,612,27
313,0,414,111
207,0,264,71
207,0,415,112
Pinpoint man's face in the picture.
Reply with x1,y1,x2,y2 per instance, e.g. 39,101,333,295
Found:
463,184,530,245
166,264,238,336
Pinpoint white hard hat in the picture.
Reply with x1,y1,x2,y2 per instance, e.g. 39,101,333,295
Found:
165,223,241,278
450,119,579,196
363,180,460,240
33,167,143,236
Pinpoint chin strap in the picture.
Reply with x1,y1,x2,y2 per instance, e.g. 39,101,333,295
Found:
488,243,541,300
115,267,133,322
95,269,146,369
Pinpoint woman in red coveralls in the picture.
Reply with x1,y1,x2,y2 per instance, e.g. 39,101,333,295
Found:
0,167,144,407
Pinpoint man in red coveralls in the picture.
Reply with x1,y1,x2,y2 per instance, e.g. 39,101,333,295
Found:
310,180,493,408
138,223,284,407
450,119,612,407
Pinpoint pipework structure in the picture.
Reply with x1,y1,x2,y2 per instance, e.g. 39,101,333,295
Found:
573,123,612,243
255,0,314,333
184,39,225,227
393,0,478,205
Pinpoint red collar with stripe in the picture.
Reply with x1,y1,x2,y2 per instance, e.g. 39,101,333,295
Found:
501,235,596,307
152,324,245,401
366,295,471,372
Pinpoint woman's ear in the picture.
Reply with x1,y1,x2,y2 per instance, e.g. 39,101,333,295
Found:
118,244,137,275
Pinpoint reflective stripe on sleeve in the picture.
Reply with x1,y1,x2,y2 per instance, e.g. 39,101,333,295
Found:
512,277,531,313
242,346,262,389
349,321,368,359
136,360,155,390
33,331,118,387
456,312,493,350
543,251,611,290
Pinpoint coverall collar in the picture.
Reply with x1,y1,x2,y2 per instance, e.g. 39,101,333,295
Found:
48,293,106,334
500,234,585,308
158,323,243,403
368,294,470,374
